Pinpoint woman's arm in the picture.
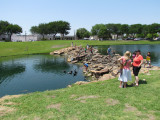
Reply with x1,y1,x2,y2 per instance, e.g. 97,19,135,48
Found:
139,60,143,67
118,57,122,61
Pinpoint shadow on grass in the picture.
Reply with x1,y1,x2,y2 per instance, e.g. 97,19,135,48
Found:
126,80,147,87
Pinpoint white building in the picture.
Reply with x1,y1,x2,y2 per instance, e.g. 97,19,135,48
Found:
11,34,39,42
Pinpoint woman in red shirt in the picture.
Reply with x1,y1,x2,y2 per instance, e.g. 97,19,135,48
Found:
132,50,143,86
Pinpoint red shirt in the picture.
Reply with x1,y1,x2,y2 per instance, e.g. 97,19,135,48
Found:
133,55,143,67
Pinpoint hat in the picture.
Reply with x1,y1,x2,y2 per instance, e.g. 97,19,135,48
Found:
124,51,131,59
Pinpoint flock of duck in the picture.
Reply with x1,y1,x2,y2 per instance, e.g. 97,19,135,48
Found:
63,69,77,76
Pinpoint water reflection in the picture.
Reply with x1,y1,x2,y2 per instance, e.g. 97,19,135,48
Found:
0,55,86,97
34,56,70,73
94,44,160,66
0,64,25,84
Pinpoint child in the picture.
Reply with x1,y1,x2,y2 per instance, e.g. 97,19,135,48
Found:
118,51,132,88
84,63,89,71
90,46,93,54
144,52,151,68
132,51,136,61
85,47,87,53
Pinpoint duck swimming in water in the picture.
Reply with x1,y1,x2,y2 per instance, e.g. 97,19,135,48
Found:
68,71,73,74
73,69,77,76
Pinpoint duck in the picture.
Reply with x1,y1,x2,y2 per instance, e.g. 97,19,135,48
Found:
74,69,77,74
73,69,77,76
63,70,66,73
68,71,73,74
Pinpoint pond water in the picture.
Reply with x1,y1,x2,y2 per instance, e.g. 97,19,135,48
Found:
0,55,87,97
94,44,160,66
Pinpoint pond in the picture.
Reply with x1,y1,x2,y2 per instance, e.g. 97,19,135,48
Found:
94,44,160,66
0,55,87,97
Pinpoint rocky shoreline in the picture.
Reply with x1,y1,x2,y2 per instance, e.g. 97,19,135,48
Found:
50,46,160,86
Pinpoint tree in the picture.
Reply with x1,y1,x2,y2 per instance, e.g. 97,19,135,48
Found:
120,24,129,38
91,24,111,39
38,23,49,39
91,24,105,35
6,24,22,41
148,23,160,39
56,21,70,40
129,24,143,38
30,26,39,34
112,24,121,39
0,20,10,36
76,28,90,39
98,27,110,40
142,24,149,38
106,23,116,39
48,21,58,40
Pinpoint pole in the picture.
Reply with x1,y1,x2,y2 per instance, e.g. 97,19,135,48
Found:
25,31,26,41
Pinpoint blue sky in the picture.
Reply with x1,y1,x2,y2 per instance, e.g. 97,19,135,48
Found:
0,0,160,35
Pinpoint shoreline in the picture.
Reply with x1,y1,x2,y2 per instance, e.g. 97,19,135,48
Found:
50,46,160,87
0,44,160,98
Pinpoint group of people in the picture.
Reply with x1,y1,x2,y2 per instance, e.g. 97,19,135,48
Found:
85,44,93,54
117,50,151,88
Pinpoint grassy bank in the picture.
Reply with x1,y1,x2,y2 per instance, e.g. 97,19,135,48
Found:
0,70,160,119
0,40,160,57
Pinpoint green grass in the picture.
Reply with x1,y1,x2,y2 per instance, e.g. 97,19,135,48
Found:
1,70,160,120
0,40,160,119
0,40,160,57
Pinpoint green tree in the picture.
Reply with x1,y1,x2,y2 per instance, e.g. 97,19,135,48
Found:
142,24,149,38
148,23,160,39
147,33,159,39
56,21,70,40
76,28,90,39
30,26,39,34
38,23,49,39
120,24,129,38
98,27,110,40
6,24,22,41
91,24,105,36
0,20,10,36
48,21,58,40
129,24,143,38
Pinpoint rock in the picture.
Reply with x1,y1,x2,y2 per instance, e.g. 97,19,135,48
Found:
87,73,92,76
71,60,78,63
67,58,72,62
68,85,72,88
98,74,115,81
111,69,119,77
74,81,90,85
150,66,160,70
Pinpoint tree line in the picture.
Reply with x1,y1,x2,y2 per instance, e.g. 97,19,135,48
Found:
76,23,160,40
0,20,22,41
0,20,70,41
30,21,70,40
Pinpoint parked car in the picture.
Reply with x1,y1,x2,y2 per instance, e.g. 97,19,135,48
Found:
117,38,123,40
125,38,134,40
134,38,143,41
144,38,151,40
83,38,90,40
157,37,160,40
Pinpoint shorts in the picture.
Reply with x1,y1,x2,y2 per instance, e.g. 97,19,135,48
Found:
108,52,111,55
146,60,151,64
133,66,141,76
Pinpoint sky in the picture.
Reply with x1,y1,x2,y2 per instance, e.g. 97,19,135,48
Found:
0,0,160,35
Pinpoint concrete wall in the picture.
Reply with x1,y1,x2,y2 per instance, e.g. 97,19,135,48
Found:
11,34,38,42
0,34,9,40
